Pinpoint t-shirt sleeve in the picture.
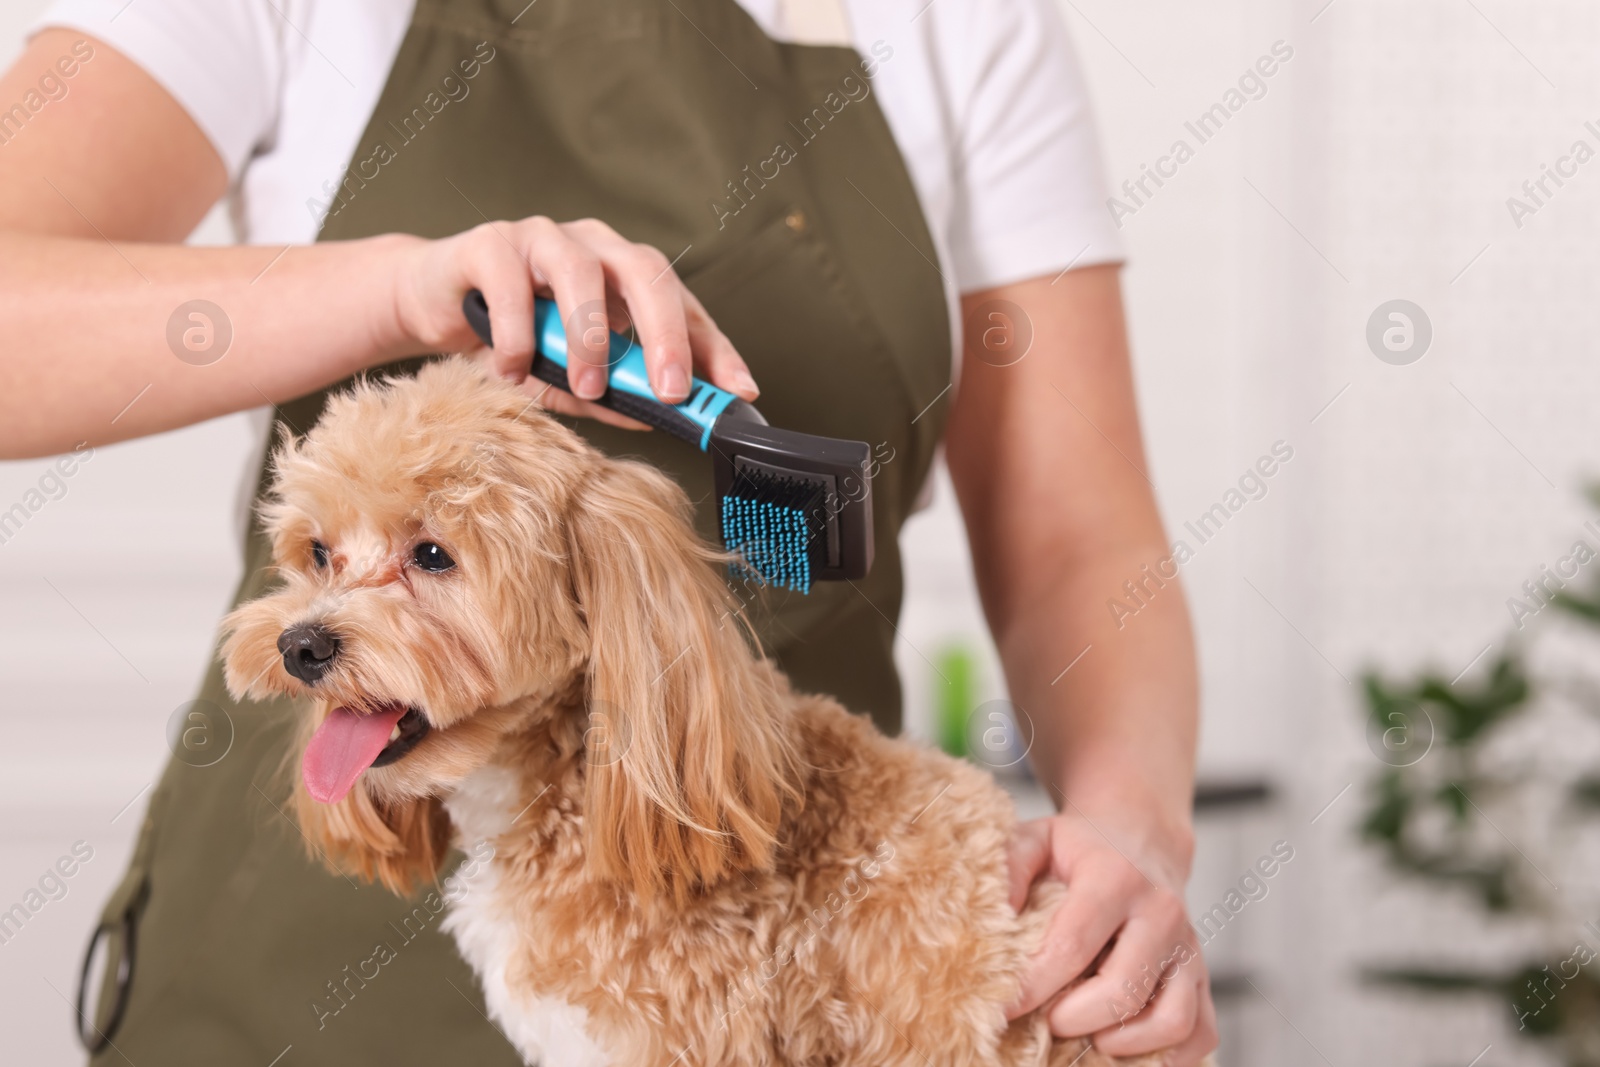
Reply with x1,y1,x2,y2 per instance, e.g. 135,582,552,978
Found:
29,0,285,181
943,0,1125,292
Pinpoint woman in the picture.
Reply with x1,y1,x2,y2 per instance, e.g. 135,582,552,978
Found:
0,0,1216,1062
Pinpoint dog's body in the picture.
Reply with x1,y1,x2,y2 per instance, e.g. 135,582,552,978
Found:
220,360,1181,1066
436,687,1068,1066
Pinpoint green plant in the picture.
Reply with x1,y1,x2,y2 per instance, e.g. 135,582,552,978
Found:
1358,512,1600,1064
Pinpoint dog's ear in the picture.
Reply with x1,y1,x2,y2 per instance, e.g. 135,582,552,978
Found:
292,776,451,895
567,457,798,904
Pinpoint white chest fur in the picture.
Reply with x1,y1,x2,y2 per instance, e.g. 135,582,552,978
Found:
442,765,613,1067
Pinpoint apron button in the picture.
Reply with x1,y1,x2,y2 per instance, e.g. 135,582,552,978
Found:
785,209,807,233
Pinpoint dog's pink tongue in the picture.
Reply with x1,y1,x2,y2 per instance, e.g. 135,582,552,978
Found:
302,705,408,804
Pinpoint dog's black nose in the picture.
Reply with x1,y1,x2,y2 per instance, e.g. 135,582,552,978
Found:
278,623,340,684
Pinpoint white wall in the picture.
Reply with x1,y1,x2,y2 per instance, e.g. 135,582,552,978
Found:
4,1,1599,1064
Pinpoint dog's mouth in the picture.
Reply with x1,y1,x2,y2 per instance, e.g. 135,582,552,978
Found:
370,706,431,767
302,702,432,805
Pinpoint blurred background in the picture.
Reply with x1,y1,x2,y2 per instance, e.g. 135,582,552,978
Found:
5,0,1600,1063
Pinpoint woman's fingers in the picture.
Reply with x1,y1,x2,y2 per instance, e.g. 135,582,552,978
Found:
682,288,757,400
514,216,611,399
567,219,696,403
1005,818,1054,913
519,375,651,431
1160,982,1220,1067
461,339,649,430
535,218,759,406
1092,962,1199,1057
1002,810,1209,1056
1008,854,1135,1019
1046,892,1195,1039
459,225,536,383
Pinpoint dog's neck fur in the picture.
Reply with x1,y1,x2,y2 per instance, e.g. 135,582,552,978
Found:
442,757,525,846
441,694,587,842
439,726,618,1067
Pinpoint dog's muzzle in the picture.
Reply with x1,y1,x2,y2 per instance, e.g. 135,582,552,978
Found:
278,623,340,684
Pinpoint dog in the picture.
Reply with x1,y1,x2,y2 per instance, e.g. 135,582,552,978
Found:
221,358,1195,1066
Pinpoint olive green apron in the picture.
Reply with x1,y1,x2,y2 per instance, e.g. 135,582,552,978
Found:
83,0,949,1061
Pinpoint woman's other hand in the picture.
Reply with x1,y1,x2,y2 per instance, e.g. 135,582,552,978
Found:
1006,812,1218,1064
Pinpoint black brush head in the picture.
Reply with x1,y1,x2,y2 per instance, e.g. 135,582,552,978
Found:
710,416,874,590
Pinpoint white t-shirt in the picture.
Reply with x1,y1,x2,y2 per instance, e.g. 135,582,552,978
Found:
33,0,1122,318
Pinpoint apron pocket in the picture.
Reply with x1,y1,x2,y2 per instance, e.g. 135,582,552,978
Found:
681,206,918,443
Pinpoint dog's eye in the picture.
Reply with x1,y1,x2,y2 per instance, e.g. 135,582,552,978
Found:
311,540,329,569
413,542,455,573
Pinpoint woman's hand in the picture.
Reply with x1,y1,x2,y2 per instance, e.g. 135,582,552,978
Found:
1006,812,1218,1063
390,217,758,428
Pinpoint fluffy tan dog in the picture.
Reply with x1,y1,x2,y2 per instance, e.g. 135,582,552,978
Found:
221,359,1191,1067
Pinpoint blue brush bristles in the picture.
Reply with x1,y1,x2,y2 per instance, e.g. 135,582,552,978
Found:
721,496,814,593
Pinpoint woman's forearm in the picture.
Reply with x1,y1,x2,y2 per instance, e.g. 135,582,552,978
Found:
0,28,409,457
948,265,1199,874
994,551,1198,874
0,232,416,458
967,271,1214,1061
0,32,760,458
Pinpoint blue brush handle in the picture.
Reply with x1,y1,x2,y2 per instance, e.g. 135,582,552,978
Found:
463,291,746,450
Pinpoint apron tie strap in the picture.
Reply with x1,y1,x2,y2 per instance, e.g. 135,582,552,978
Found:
778,0,852,45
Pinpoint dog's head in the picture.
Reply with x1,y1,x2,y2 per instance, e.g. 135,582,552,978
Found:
222,358,796,899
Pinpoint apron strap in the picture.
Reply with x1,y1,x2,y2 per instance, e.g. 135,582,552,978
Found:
779,0,853,46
